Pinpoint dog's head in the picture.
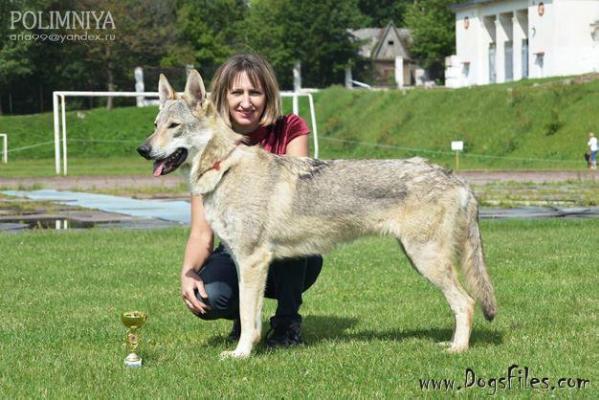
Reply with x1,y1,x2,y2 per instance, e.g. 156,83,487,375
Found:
137,70,215,176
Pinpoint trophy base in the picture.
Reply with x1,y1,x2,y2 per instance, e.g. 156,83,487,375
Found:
124,353,142,368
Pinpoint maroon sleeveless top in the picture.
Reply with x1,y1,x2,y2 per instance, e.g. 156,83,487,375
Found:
245,114,310,155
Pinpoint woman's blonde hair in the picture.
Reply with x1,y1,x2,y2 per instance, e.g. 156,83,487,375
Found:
210,53,281,127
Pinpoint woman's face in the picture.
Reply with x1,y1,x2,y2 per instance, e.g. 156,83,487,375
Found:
227,71,266,133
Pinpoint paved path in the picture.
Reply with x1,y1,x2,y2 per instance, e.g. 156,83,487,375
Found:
0,171,597,191
457,171,597,184
3,189,191,224
0,175,185,190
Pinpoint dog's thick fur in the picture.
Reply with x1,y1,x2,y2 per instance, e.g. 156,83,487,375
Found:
139,70,497,359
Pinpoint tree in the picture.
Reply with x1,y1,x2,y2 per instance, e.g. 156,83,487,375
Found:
0,42,34,115
162,0,248,79
404,0,455,82
358,0,413,27
241,0,296,88
79,0,178,109
244,0,368,89
0,0,180,113
0,0,45,114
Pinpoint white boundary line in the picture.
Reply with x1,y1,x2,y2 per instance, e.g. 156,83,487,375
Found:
0,133,7,163
52,91,319,176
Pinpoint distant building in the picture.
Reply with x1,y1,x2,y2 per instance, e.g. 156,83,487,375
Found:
350,22,424,87
446,0,599,88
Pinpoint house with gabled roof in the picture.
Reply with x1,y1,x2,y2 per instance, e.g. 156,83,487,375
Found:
350,22,422,86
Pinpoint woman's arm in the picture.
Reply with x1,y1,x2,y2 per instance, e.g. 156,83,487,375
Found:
181,195,214,314
285,134,309,157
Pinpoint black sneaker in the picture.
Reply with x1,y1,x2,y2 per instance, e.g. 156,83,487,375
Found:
265,316,303,348
227,318,241,342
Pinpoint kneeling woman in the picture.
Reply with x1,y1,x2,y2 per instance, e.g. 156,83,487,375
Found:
179,54,323,347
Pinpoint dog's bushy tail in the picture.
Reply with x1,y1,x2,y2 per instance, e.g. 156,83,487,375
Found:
461,194,497,321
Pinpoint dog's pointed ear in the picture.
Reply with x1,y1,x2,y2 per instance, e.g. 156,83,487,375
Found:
183,69,206,109
159,74,176,109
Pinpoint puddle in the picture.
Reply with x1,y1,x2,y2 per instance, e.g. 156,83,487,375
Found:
3,218,93,230
0,217,179,233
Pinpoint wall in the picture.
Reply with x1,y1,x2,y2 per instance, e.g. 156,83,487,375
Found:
446,0,599,87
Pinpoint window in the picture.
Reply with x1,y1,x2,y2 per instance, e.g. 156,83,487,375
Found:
538,2,545,16
463,62,470,77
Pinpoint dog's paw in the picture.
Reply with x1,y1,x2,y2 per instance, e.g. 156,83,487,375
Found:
219,350,250,360
437,341,452,348
444,344,468,354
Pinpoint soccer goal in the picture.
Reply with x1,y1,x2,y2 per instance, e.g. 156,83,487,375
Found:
52,91,319,175
0,133,7,163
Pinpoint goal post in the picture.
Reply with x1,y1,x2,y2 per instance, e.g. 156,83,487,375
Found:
52,91,159,176
52,91,319,176
281,90,319,160
0,133,7,163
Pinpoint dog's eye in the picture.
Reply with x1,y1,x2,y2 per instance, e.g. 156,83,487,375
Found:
154,122,157,127
168,122,180,129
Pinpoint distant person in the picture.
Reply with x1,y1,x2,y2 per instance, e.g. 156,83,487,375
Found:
588,132,597,170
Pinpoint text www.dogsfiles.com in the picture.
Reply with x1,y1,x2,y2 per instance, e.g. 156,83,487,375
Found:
418,364,590,395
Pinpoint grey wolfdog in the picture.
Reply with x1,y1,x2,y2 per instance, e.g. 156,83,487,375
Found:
137,70,497,359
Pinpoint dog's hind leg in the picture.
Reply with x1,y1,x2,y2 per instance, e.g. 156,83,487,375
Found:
220,247,273,359
399,239,475,353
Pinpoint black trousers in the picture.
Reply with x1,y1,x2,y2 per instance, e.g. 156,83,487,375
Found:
195,245,323,322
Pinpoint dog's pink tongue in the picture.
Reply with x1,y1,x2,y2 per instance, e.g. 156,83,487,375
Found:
153,161,165,177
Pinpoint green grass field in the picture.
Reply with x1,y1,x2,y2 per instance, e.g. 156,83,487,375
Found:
1,219,597,398
0,157,150,178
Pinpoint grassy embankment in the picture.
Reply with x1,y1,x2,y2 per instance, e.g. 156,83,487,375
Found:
2,76,599,177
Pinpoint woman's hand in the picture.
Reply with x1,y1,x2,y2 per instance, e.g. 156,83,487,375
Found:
181,267,211,315
181,195,214,316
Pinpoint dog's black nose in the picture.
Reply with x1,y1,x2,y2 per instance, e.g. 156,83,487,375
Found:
137,143,153,159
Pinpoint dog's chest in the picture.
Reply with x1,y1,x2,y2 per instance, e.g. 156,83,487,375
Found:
202,196,235,242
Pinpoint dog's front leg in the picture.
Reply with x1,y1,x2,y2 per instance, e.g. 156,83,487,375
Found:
220,248,272,359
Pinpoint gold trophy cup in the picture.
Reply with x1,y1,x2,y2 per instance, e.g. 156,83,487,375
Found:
121,311,147,367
